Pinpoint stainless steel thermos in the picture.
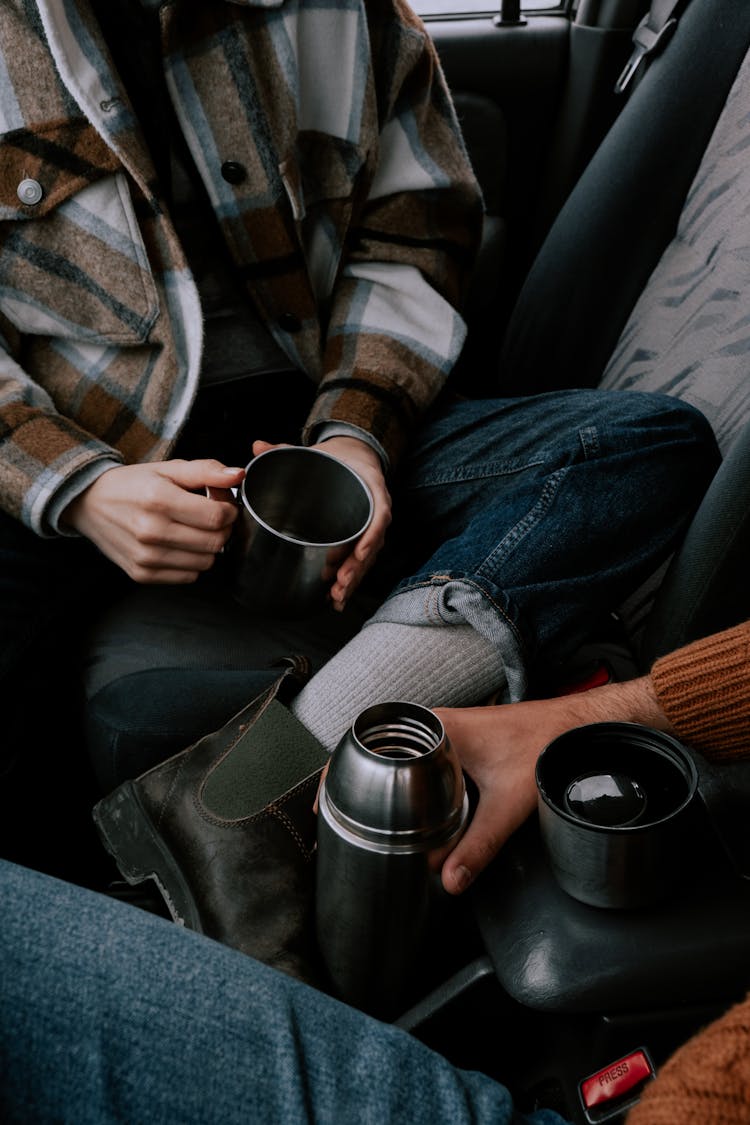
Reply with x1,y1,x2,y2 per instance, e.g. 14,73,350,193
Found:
315,700,469,1018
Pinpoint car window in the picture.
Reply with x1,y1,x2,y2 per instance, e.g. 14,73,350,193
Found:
411,0,564,17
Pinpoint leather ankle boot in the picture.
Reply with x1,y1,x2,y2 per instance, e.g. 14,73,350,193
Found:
92,657,331,988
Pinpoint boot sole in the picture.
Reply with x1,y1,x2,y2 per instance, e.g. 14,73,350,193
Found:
93,782,203,932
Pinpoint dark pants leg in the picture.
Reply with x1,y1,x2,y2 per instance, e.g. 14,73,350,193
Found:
0,511,126,878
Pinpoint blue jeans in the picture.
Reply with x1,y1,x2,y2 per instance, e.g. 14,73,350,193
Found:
373,389,720,694
0,857,567,1125
0,389,719,799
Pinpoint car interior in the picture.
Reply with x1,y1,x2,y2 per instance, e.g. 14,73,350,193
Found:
391,1,750,1122
10,1,750,1121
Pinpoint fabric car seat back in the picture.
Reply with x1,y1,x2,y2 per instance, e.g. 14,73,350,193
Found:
497,0,750,402
600,31,750,659
497,0,750,659
600,39,750,457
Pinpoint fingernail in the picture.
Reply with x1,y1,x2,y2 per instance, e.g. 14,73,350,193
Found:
453,865,473,893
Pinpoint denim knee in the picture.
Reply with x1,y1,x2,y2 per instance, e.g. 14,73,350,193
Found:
380,389,720,673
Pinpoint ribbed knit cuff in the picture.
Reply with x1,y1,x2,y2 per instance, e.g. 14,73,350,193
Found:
651,621,750,761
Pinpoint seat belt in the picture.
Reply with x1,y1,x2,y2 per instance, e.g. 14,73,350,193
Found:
615,0,687,94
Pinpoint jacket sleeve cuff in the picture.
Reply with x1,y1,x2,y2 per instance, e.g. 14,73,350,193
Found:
307,421,389,472
651,622,750,761
42,458,121,537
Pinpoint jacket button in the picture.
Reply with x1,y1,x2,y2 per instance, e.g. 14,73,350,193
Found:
17,178,43,206
221,161,247,185
278,312,302,333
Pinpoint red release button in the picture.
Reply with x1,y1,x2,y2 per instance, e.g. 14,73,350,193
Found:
581,1049,654,1108
558,661,612,696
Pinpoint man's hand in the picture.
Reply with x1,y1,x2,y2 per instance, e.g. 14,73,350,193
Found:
252,436,391,610
63,460,245,582
435,674,674,895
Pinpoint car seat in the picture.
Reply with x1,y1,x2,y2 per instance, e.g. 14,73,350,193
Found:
398,2,750,1121
495,0,750,663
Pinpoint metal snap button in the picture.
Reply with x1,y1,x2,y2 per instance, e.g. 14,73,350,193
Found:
17,178,44,206
221,161,247,185
277,312,302,333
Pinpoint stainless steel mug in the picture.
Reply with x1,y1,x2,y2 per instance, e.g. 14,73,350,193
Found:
316,701,469,1017
228,446,373,617
536,721,699,909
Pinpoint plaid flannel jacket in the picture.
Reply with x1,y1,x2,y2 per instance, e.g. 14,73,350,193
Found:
0,0,482,534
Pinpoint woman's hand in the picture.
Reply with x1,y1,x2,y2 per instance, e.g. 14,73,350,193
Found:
62,460,245,582
252,436,391,610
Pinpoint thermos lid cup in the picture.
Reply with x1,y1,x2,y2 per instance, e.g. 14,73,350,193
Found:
536,722,698,909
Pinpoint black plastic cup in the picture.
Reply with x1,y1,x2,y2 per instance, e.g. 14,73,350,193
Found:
536,722,698,909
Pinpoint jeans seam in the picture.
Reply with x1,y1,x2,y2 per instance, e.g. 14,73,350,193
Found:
477,466,569,578
407,458,546,489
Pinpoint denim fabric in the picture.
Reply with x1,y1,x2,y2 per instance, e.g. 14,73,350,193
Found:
0,858,568,1125
374,389,720,694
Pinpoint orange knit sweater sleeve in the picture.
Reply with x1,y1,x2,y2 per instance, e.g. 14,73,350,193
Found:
650,620,750,761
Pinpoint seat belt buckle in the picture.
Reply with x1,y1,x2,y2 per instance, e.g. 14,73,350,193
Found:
579,1047,657,1123
615,15,678,95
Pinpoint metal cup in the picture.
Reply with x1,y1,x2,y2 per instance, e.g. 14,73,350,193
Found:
227,446,373,617
316,701,469,1017
536,722,699,909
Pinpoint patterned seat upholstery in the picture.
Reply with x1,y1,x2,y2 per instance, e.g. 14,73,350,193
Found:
497,0,750,662
600,48,750,458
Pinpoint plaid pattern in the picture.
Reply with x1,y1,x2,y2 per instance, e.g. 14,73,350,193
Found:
0,0,482,533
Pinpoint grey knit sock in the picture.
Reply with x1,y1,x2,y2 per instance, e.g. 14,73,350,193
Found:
290,620,506,751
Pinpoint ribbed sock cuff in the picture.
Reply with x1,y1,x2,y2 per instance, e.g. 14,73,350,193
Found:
291,621,506,751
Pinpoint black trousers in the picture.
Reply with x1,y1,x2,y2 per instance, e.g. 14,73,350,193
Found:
174,370,317,467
